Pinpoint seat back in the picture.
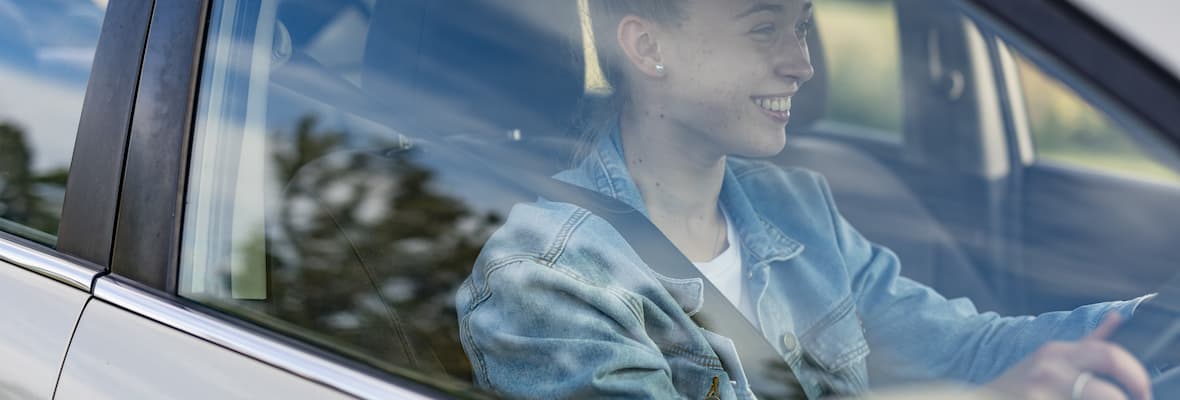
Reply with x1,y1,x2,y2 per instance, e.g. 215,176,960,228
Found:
361,0,584,143
272,1,995,385
272,0,587,380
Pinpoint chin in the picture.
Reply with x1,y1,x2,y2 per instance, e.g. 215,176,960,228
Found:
731,128,787,158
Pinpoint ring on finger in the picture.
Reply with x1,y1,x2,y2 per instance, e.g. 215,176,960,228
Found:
1072,371,1094,400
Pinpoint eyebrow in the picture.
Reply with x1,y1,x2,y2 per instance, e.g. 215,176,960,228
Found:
734,1,813,19
734,3,784,19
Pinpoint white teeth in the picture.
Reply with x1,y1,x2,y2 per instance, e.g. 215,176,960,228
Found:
756,97,791,112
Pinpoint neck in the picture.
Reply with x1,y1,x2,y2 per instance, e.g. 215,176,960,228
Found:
619,106,728,261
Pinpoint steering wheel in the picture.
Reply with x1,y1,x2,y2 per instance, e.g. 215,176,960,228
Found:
1108,275,1180,396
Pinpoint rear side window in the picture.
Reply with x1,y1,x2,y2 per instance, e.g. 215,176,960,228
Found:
0,0,106,246
1011,50,1180,184
813,0,903,138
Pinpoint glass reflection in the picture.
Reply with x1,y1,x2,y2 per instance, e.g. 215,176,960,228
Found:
181,0,1180,398
0,0,107,244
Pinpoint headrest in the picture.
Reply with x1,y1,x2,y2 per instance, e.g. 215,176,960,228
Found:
361,0,585,139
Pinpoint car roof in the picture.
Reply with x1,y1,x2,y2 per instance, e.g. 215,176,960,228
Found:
1069,0,1180,80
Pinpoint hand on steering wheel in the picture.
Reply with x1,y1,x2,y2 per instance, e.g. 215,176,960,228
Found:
983,314,1152,400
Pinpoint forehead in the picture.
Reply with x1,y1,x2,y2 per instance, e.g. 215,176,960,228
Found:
684,0,812,18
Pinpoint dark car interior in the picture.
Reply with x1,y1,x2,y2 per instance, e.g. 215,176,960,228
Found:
251,0,996,382
202,0,1180,387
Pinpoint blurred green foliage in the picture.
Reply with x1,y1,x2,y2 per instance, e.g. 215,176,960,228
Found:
815,0,1179,183
1013,55,1180,184
815,0,904,135
0,121,66,245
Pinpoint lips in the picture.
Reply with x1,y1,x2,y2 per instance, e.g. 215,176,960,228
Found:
752,95,792,123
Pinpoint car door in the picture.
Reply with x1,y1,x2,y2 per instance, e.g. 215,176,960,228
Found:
46,0,1180,399
791,0,1180,318
0,246,92,400
0,0,114,398
922,1,1180,317
781,0,1013,313
51,1,445,398
987,33,1180,316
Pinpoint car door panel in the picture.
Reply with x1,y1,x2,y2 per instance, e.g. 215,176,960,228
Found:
55,300,354,400
796,0,1016,312
0,261,88,400
1018,163,1180,313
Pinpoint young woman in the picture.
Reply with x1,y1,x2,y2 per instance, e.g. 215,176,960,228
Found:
456,0,1153,398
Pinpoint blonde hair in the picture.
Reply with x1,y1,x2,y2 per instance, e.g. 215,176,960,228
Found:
572,0,687,163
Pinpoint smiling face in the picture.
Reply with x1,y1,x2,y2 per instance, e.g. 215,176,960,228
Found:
630,0,815,158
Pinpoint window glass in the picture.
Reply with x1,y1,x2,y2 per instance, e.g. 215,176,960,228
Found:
180,0,1180,398
1013,51,1180,184
0,0,107,245
813,0,903,137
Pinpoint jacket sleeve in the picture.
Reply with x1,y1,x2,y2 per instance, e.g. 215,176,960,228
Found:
813,174,1149,385
456,258,683,399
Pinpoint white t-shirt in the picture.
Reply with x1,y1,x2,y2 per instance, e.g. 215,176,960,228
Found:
692,210,759,328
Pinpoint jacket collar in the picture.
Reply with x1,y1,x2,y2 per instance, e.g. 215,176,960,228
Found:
575,121,805,269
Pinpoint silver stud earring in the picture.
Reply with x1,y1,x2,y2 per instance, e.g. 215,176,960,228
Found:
655,64,665,73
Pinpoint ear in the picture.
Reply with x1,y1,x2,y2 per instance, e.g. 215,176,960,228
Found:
616,15,665,78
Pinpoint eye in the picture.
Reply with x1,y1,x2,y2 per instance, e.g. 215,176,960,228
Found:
795,17,814,38
749,23,778,41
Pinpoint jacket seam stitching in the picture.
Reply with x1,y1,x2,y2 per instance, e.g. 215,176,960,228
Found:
594,150,621,198
468,256,540,311
542,208,591,266
463,260,662,385
470,256,647,338
801,297,870,371
662,344,726,370
459,310,493,387
610,286,646,327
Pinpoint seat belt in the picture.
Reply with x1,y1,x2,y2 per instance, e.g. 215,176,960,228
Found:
520,173,808,400
395,141,807,398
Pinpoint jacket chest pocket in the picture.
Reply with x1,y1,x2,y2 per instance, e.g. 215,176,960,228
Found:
662,347,741,400
799,298,870,397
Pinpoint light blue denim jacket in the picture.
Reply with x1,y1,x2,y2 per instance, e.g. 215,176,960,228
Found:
455,128,1144,399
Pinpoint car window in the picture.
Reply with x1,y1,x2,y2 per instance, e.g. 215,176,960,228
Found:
0,0,106,246
813,0,903,139
178,0,1180,398
1010,49,1180,184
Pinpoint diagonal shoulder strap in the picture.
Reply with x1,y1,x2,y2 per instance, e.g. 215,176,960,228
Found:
405,140,807,398
522,174,806,400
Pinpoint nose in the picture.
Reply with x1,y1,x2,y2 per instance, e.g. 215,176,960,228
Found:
773,38,815,87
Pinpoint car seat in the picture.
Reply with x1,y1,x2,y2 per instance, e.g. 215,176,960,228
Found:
273,0,998,385
272,0,585,381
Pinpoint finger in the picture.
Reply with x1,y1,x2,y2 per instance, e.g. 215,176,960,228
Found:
1087,314,1123,341
1081,375,1130,400
1068,341,1152,400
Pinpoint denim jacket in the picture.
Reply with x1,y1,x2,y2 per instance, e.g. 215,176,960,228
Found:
455,128,1145,399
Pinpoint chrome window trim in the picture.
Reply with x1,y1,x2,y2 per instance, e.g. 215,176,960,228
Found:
92,275,440,400
0,234,98,291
